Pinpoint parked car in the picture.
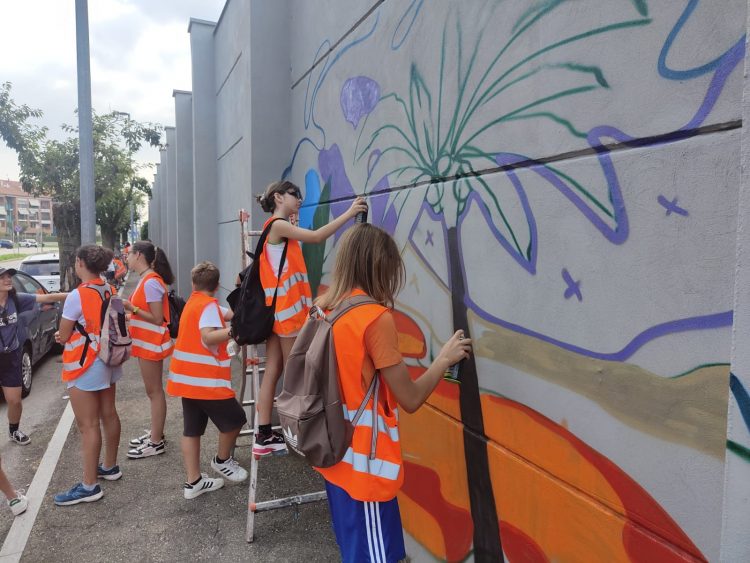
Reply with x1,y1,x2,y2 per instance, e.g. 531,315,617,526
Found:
20,239,38,248
10,271,62,397
18,253,60,292
0,239,13,249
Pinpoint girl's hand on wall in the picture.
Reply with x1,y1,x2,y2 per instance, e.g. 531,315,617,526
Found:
345,197,368,219
438,330,472,369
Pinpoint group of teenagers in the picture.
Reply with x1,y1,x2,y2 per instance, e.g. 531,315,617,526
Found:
0,180,471,563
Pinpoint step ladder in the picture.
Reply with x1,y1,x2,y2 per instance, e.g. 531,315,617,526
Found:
236,210,327,543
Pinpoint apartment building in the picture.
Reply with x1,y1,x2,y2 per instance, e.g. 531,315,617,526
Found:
0,179,54,237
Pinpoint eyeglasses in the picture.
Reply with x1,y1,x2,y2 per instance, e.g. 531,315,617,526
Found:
285,189,302,200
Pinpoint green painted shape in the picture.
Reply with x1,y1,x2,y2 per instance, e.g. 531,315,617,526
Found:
301,179,330,298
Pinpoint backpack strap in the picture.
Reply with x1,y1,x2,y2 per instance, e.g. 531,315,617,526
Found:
326,295,379,324
73,284,111,366
251,218,289,308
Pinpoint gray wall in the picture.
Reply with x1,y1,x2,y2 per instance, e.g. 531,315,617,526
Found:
174,90,195,298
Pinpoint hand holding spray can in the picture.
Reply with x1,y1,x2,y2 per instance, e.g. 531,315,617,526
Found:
444,330,468,383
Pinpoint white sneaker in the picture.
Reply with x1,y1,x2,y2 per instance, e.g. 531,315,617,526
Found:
127,440,165,459
183,474,224,499
129,431,151,447
211,456,248,483
8,491,27,516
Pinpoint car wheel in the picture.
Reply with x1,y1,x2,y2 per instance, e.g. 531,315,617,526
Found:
21,348,32,398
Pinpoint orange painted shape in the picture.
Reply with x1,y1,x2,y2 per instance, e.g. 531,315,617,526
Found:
392,309,426,358
500,521,549,563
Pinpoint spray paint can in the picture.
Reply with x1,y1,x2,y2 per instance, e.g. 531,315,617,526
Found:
354,208,368,224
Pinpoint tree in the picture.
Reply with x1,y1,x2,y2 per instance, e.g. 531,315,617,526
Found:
140,220,149,241
1,95,160,289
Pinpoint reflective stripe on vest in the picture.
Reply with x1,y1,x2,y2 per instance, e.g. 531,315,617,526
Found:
344,407,400,443
274,296,313,322
165,291,234,401
263,272,309,298
339,447,401,481
130,272,172,361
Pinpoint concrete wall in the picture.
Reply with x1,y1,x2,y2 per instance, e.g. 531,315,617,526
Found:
162,1,750,560
174,90,195,298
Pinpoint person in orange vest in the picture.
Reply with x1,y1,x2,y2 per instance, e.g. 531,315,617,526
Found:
166,261,248,498
53,245,124,506
122,241,175,459
112,256,126,285
252,180,367,456
314,224,472,563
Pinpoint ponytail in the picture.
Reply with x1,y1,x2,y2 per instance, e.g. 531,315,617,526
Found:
131,240,174,285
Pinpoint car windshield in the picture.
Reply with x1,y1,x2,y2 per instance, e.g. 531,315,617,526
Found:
20,261,60,276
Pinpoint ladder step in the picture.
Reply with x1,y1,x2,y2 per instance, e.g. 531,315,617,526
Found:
250,491,327,513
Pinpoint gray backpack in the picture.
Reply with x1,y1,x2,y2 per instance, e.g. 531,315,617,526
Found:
277,295,381,468
74,283,132,367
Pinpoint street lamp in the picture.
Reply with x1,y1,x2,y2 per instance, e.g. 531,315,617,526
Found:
113,111,137,245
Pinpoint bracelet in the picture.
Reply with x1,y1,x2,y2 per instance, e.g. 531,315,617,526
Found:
132,306,140,315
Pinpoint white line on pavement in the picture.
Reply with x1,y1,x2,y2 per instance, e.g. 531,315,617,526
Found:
0,401,75,562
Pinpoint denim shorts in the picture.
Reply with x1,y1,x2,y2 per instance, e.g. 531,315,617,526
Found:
67,358,123,391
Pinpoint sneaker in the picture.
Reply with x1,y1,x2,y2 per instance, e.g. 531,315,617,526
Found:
97,463,122,481
252,431,287,457
54,483,103,506
8,491,27,516
127,439,165,459
9,430,30,446
211,456,248,483
183,474,224,500
129,431,166,447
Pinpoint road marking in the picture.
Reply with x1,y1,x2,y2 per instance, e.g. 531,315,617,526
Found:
0,401,75,562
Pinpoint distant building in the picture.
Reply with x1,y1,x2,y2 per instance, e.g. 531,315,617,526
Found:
0,179,54,237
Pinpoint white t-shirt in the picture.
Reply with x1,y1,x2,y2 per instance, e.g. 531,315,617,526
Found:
265,242,289,276
133,276,165,303
62,288,87,325
199,302,229,353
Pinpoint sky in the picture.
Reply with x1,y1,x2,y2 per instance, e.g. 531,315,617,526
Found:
0,0,225,183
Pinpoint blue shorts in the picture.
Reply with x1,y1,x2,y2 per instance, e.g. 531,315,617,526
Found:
67,358,123,391
325,480,406,563
0,348,23,388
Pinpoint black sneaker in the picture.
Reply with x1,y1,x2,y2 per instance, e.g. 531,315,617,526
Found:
9,430,30,445
252,430,287,456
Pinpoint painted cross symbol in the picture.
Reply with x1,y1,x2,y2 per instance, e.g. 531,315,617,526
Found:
657,195,689,217
425,230,434,246
562,268,582,302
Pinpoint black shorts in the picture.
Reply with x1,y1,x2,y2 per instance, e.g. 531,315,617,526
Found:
0,348,23,388
181,397,248,437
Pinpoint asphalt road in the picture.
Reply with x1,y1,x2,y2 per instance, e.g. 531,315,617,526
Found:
0,274,339,562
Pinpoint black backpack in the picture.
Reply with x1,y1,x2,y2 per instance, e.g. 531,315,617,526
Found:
228,218,287,345
167,290,186,339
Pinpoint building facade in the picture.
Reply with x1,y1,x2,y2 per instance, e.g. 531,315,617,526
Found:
0,179,54,238
149,2,750,560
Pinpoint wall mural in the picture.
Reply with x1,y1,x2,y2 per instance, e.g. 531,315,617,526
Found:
285,1,745,560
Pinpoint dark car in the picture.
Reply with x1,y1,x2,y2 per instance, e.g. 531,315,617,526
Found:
0,239,13,249
11,271,62,397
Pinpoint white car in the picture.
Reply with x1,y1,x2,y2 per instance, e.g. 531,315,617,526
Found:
20,239,39,247
18,252,61,292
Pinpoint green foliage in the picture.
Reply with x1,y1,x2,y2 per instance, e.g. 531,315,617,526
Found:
302,180,331,297
140,220,149,241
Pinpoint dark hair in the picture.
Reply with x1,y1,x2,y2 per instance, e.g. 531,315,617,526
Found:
76,245,114,274
131,240,174,285
191,261,220,292
256,181,301,213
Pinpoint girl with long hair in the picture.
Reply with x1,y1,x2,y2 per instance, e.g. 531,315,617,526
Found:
315,224,471,563
54,245,123,505
252,180,366,456
123,241,175,459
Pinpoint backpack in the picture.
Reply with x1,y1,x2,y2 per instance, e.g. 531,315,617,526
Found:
166,290,186,338
228,218,288,345
75,284,132,367
276,295,381,468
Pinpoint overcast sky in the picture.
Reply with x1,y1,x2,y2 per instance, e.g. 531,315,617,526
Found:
0,0,225,182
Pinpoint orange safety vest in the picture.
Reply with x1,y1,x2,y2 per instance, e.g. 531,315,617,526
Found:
315,290,404,502
259,217,313,335
61,280,112,381
165,291,234,400
113,258,126,280
130,272,173,361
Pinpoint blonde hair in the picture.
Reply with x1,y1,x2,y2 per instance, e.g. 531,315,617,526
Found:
191,261,220,292
315,224,405,310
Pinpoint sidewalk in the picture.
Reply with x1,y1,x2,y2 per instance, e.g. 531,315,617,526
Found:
7,273,339,562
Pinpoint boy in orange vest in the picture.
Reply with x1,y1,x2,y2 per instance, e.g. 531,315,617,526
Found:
166,262,248,499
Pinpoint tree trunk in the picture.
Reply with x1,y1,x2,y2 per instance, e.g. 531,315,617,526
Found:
101,227,117,252
52,202,81,292
447,226,503,561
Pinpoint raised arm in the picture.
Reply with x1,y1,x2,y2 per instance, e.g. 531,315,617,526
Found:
35,292,68,304
380,330,472,413
272,197,368,244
